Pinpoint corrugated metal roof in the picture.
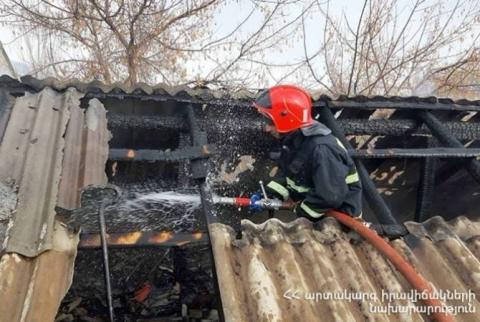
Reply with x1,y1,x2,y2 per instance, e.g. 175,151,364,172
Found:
57,97,110,209
210,216,480,322
0,89,110,322
0,88,78,256
1,74,480,106
0,74,256,101
0,89,109,256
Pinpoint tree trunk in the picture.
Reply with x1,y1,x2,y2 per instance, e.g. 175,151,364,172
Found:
126,47,138,86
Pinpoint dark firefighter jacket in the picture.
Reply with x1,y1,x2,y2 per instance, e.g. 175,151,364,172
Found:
266,121,362,220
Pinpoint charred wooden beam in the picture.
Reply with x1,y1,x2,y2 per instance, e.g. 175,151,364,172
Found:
338,119,480,140
79,225,409,248
187,103,204,147
109,145,215,162
82,92,480,112
79,231,208,248
186,104,226,320
185,104,216,222
415,139,437,222
109,145,480,162
106,114,480,141
351,148,480,158
108,114,187,130
108,113,259,132
418,111,480,184
327,99,480,112
85,92,255,107
320,104,397,225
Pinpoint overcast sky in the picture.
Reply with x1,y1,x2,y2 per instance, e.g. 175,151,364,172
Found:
0,0,473,91
0,0,365,77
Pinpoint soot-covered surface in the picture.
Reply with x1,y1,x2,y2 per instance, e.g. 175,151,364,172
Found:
60,244,217,321
58,98,226,321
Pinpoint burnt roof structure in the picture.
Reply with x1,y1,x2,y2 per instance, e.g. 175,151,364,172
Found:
0,75,479,321
3,74,478,223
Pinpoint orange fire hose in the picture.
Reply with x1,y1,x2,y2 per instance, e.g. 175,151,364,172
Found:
327,210,454,322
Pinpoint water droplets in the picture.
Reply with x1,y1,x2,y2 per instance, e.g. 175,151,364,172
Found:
117,191,202,232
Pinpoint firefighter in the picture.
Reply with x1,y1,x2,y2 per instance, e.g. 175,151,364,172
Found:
252,85,362,220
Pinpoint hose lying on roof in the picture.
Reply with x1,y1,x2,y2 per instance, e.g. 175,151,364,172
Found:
327,210,454,322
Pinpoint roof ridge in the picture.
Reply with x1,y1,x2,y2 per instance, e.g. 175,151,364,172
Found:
2,74,480,105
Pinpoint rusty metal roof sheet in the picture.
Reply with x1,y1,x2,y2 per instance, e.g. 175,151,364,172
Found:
210,216,480,322
0,221,79,322
2,74,480,107
0,89,110,322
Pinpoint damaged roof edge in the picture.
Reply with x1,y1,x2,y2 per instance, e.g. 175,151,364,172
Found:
0,220,79,322
57,97,110,209
0,88,110,256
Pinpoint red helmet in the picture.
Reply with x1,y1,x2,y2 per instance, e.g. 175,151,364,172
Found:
253,85,313,133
